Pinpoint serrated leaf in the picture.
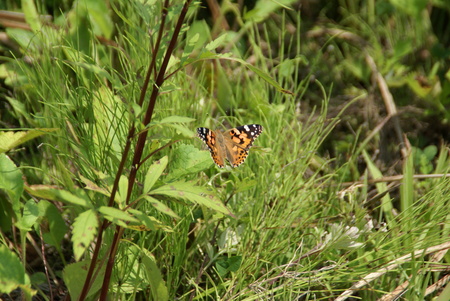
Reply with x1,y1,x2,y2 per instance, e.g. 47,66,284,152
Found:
151,181,233,217
24,185,92,208
0,128,58,154
143,196,179,219
72,209,98,261
144,156,168,194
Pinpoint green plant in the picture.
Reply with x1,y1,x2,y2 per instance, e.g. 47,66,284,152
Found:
2,0,450,300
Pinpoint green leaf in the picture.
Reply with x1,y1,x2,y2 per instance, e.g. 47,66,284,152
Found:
38,201,68,248
113,245,149,293
79,175,111,197
400,151,415,212
181,33,199,65
205,34,227,51
0,245,34,295
143,196,179,219
436,279,450,301
216,256,242,277
63,259,105,299
187,20,212,51
423,145,438,161
246,63,289,93
15,199,39,232
244,0,295,22
0,154,24,209
389,0,427,19
0,128,58,154
165,123,195,138
151,181,234,217
141,249,169,301
166,144,212,181
24,186,93,208
72,209,98,261
0,198,13,231
98,206,138,226
234,179,258,193
116,175,128,208
363,150,393,219
144,156,168,194
82,0,113,38
5,28,36,54
158,116,196,124
218,56,292,94
22,0,41,33
127,208,156,231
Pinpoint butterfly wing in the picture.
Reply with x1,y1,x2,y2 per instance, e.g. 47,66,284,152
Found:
224,124,263,167
197,127,226,168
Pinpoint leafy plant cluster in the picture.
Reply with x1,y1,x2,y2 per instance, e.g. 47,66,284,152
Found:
1,0,450,300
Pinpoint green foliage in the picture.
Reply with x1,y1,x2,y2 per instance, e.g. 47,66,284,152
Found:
0,129,57,154
63,259,106,300
141,248,169,301
0,246,35,298
72,209,98,261
1,0,450,300
413,145,438,174
0,154,23,207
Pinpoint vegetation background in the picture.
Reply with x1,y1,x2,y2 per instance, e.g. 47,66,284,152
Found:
1,0,450,300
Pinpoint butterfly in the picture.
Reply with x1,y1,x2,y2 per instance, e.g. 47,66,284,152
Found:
197,124,263,168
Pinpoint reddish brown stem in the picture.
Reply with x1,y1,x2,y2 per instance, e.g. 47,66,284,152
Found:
99,1,193,300
79,1,173,300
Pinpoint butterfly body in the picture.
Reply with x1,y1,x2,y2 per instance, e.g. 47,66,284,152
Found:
197,124,263,168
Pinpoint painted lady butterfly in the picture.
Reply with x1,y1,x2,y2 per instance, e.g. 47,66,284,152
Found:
197,124,263,168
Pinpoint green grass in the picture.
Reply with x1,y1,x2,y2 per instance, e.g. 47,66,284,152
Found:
1,0,450,300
